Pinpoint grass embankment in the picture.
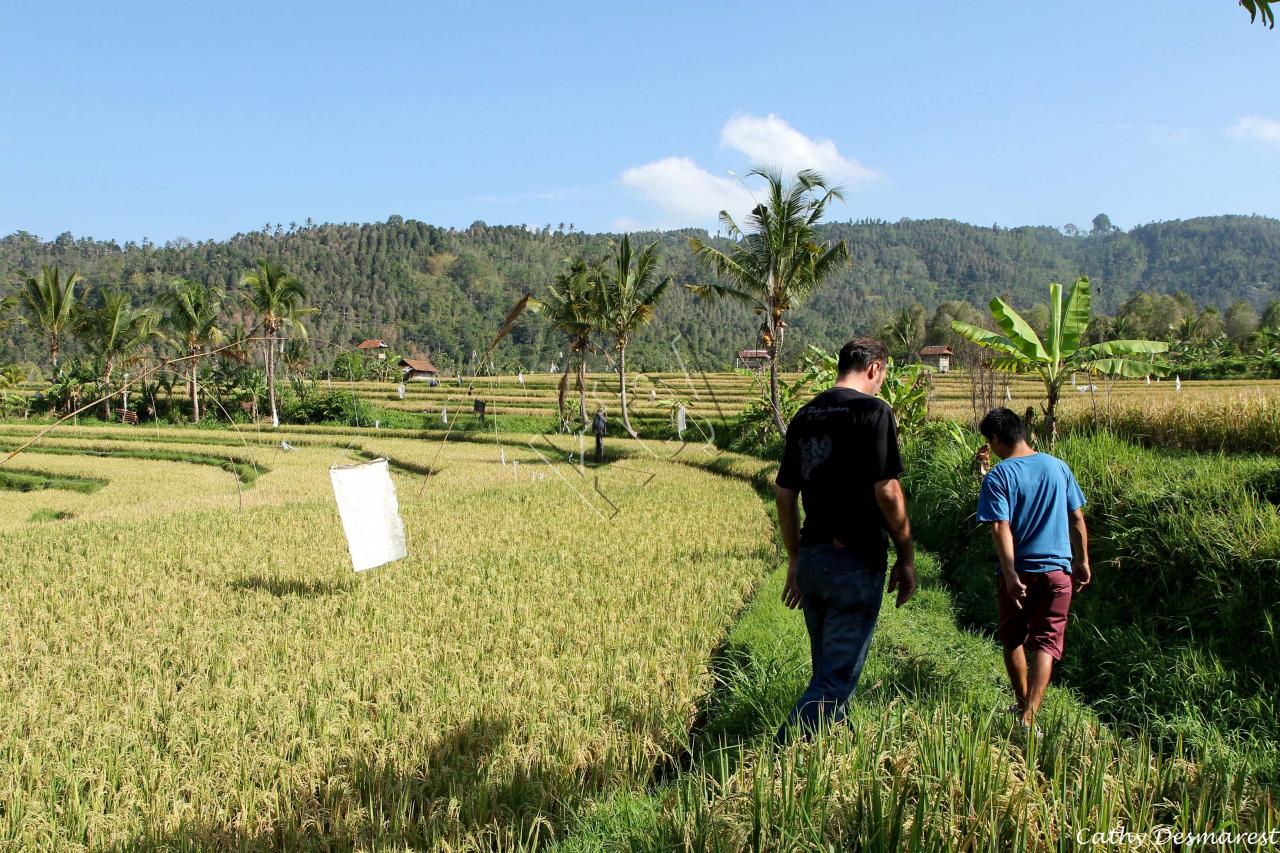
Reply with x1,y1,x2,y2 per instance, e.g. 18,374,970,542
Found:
904,426,1280,783
0,440,264,484
0,467,105,494
556,452,1274,851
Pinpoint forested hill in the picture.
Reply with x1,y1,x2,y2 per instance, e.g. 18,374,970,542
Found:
3,214,1279,371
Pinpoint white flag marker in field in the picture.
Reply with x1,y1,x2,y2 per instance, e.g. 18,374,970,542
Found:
1175,375,1182,392
677,404,688,438
329,458,407,572
441,407,448,424
397,383,405,400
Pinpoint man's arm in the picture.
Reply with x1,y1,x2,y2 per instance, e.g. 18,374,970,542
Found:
990,521,1025,608
873,478,916,608
776,486,803,609
1069,507,1091,592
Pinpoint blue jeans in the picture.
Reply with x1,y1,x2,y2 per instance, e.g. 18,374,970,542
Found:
774,543,886,745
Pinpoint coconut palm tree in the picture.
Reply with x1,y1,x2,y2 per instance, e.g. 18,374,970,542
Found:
19,265,86,370
220,322,254,365
241,259,314,427
282,338,313,379
76,290,161,419
952,276,1169,444
160,278,224,423
881,305,926,362
689,169,849,437
531,257,600,428
597,236,670,438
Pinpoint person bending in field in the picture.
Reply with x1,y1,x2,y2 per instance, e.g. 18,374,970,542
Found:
974,407,1091,736
773,338,917,745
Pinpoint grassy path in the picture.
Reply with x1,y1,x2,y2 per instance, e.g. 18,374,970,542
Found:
553,452,1275,851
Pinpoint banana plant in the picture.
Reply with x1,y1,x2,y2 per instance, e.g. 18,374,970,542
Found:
952,276,1169,444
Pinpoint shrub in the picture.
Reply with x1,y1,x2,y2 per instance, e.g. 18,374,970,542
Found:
280,390,373,426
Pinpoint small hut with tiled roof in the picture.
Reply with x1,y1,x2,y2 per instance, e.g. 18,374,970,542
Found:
919,345,954,372
398,356,439,382
356,339,389,360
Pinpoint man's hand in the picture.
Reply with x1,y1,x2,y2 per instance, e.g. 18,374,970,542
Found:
782,558,802,609
1072,558,1092,593
1002,569,1027,610
888,556,916,608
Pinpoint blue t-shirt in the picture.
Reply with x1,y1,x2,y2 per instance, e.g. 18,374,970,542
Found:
977,452,1086,574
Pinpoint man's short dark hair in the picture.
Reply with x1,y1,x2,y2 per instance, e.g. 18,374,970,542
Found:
837,338,888,375
979,407,1028,445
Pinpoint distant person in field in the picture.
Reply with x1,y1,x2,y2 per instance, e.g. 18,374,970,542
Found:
592,406,607,463
974,407,1091,736
773,338,917,745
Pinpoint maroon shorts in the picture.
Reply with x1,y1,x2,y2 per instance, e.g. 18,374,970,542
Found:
997,569,1073,661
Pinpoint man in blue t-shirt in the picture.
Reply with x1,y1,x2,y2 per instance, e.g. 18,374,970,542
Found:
975,408,1091,734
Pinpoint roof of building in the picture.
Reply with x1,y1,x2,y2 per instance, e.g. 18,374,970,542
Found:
737,349,771,358
399,357,438,373
356,339,388,350
919,345,955,357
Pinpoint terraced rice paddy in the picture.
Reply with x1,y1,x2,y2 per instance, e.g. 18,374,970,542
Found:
16,370,1280,429
313,371,1280,426
0,423,774,849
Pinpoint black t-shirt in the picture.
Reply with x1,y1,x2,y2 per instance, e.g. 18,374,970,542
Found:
775,387,904,562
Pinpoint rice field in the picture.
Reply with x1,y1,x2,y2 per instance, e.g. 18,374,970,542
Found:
15,369,1280,427
317,370,1280,425
3,386,1278,850
0,424,774,849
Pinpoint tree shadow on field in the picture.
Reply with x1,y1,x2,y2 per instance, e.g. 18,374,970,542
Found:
228,575,353,598
122,712,610,851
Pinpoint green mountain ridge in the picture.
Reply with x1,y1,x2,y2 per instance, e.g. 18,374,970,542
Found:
3,214,1278,371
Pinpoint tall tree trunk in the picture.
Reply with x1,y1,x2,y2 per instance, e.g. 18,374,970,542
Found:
102,359,114,420
51,334,59,371
190,358,201,424
618,343,637,438
556,362,571,430
577,352,588,427
767,318,787,438
266,332,279,427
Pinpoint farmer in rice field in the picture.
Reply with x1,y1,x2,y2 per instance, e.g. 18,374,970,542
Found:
773,338,917,745
973,407,1091,737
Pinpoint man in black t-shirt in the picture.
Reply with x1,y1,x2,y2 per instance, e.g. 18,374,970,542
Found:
773,338,917,744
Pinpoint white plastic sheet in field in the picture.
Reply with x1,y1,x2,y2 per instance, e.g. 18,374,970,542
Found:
329,458,407,572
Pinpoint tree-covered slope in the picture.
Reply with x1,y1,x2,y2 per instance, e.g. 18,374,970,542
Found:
3,214,1278,370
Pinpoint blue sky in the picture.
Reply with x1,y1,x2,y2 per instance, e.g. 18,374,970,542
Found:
3,1,1278,243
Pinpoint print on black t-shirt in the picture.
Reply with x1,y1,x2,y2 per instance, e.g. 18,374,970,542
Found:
775,387,904,563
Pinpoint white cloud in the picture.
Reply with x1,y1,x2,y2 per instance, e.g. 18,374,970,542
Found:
720,113,877,186
616,114,876,230
1228,115,1280,146
618,156,757,228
